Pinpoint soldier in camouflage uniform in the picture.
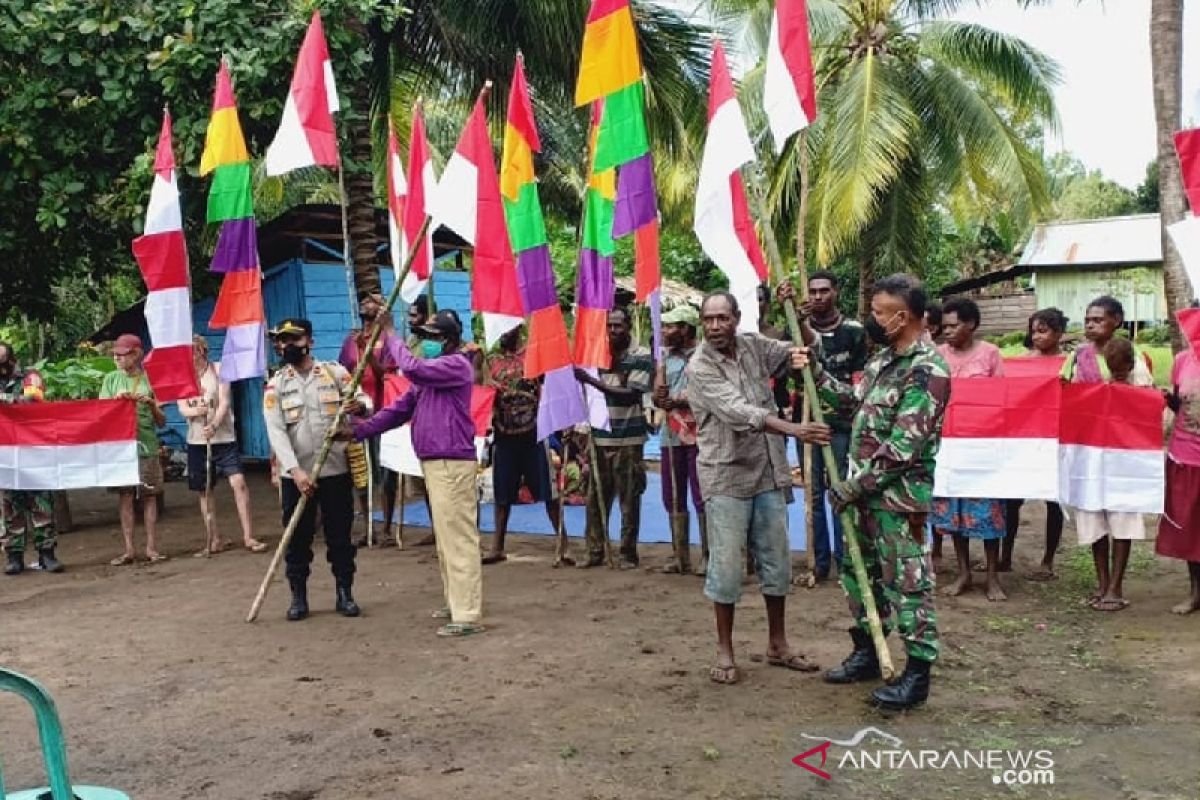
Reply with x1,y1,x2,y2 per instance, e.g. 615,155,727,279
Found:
784,274,950,711
0,343,63,575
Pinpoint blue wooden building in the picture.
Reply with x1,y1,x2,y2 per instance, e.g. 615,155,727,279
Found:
158,205,473,460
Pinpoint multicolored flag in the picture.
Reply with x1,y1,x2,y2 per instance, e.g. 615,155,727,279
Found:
573,103,617,370
264,10,340,175
392,106,436,303
501,55,587,439
695,40,769,333
575,0,643,107
131,110,201,402
764,0,817,150
430,96,523,346
201,59,266,380
0,399,139,490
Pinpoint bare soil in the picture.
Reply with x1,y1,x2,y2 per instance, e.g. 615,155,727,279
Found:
1,472,1197,799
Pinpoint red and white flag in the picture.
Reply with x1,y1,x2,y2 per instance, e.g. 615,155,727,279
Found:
694,40,769,333
763,0,817,151
393,106,436,303
264,10,339,175
429,97,522,346
934,377,1164,513
131,110,201,402
0,400,139,490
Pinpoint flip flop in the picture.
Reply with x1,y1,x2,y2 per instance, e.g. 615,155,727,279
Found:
1094,597,1129,612
1027,569,1057,582
430,607,451,619
109,554,135,566
709,664,741,685
244,540,269,553
767,653,820,673
1080,594,1102,608
146,553,169,563
436,622,486,638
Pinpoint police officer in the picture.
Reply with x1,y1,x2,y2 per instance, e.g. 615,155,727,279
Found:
264,319,371,621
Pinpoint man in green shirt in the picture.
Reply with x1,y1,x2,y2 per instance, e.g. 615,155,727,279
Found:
99,334,167,565
574,306,653,569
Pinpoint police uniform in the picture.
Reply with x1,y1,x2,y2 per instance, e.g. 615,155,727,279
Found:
263,319,371,620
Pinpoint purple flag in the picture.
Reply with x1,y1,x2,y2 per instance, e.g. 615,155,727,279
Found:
576,248,615,310
517,245,559,312
536,365,590,441
649,289,662,362
218,322,266,382
210,217,259,273
612,154,658,238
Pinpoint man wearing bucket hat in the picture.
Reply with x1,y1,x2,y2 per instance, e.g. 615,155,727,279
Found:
264,318,372,621
652,303,706,575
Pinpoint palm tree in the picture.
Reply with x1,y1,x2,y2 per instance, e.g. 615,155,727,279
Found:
1150,0,1192,351
711,0,1060,313
334,0,713,299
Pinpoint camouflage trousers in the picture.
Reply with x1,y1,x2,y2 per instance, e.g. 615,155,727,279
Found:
585,443,646,563
1,490,56,553
840,508,939,663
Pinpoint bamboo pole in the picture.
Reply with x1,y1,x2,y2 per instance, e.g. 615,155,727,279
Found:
247,215,434,622
396,473,406,549
745,165,895,681
581,383,616,569
794,129,817,587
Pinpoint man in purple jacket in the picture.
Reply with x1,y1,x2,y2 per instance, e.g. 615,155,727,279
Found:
353,310,484,637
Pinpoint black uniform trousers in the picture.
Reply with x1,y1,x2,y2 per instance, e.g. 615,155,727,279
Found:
281,472,356,582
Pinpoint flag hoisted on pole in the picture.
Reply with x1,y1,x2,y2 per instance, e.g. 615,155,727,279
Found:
392,106,436,303
763,0,817,151
131,109,201,402
501,54,586,439
201,59,266,381
695,40,769,334
264,11,340,175
430,89,524,346
1166,127,1200,355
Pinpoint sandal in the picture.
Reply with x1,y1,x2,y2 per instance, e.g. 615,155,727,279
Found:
709,664,741,685
1094,597,1129,612
430,607,451,619
1080,593,1103,608
244,540,269,553
146,553,169,563
110,554,135,566
766,652,820,673
436,622,486,637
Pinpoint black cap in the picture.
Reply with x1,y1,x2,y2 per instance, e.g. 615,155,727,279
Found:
270,318,313,339
418,309,463,338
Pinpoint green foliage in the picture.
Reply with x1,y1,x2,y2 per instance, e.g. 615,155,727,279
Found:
1133,160,1159,214
985,329,1028,349
1136,323,1173,345
30,356,116,400
1055,171,1137,220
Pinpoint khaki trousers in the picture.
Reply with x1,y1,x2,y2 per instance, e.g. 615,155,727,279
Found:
423,458,482,623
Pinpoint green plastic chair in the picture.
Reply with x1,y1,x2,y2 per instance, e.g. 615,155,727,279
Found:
0,668,130,800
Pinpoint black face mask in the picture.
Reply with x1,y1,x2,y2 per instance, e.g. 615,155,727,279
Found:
865,312,902,346
281,344,309,365
0,361,12,378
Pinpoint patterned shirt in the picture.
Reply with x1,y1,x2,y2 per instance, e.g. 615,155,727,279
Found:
489,348,538,436
811,316,868,432
594,345,653,448
659,345,697,448
817,338,951,513
688,333,795,499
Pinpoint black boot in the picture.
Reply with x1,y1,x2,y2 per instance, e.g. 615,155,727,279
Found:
37,547,64,574
335,581,360,617
871,657,932,710
824,627,881,684
286,578,309,621
5,550,24,576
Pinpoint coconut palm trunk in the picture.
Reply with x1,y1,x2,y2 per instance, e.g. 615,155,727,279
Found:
1151,0,1193,352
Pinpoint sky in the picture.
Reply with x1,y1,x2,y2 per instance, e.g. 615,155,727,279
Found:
947,0,1197,189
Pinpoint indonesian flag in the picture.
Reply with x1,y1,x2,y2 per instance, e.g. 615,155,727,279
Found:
376,375,496,477
694,40,769,334
394,107,436,303
264,10,339,176
0,400,139,490
131,111,201,402
430,97,523,346
763,0,817,151
933,377,1164,513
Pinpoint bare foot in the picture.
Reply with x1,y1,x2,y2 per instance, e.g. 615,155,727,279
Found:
943,574,972,597
1171,597,1200,615
986,580,1008,602
1027,566,1056,582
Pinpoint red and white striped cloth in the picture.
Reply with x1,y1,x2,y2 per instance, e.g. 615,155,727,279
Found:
264,10,339,175
934,375,1164,513
0,400,139,490
763,0,817,150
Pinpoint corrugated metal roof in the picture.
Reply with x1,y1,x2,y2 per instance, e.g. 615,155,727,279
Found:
1018,213,1162,267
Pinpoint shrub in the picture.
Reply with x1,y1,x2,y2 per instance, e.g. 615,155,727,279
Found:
31,356,116,400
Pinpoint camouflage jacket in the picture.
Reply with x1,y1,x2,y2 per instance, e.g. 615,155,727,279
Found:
815,338,951,512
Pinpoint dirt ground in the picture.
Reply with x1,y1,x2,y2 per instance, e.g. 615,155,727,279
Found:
1,470,1198,800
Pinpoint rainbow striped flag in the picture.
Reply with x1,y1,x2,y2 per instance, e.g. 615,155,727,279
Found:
200,59,266,381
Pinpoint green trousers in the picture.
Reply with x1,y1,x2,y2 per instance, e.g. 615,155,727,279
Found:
2,490,56,552
840,508,938,663
585,443,646,563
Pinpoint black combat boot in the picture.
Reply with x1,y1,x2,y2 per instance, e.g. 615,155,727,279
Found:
37,547,64,574
870,657,932,710
5,550,24,576
335,580,360,617
286,577,309,621
824,627,881,684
